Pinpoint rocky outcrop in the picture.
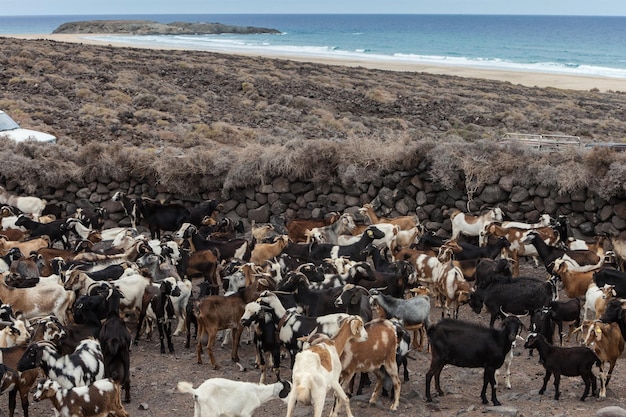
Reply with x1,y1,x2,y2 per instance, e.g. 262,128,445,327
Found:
52,20,281,35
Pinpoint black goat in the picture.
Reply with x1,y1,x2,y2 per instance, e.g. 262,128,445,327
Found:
98,286,132,403
469,276,553,327
426,316,522,406
188,199,221,227
524,333,599,401
14,215,70,249
453,237,511,261
138,198,190,239
594,268,626,298
546,298,581,345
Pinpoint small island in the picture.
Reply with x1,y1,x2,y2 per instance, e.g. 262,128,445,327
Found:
52,20,282,35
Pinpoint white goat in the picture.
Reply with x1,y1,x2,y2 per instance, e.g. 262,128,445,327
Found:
177,378,290,417
0,186,46,217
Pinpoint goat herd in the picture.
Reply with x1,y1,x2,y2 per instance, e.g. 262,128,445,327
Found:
0,186,626,417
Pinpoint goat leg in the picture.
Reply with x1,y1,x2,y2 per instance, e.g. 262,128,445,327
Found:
553,372,561,400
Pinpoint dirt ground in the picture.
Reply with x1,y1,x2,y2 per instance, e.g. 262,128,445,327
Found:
20,260,626,417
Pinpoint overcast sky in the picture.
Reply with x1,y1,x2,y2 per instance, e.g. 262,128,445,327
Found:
4,1,626,16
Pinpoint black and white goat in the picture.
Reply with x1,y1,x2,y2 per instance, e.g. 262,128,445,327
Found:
17,337,105,389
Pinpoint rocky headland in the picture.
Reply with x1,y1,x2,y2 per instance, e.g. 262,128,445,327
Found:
52,19,281,35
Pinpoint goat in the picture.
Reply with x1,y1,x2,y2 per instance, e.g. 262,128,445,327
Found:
286,316,367,417
482,223,560,276
0,235,50,259
593,268,626,298
111,191,141,229
137,197,190,239
524,332,599,401
134,277,181,354
0,186,46,217
178,378,290,417
14,214,70,250
17,338,105,389
469,275,553,327
425,316,522,406
368,288,430,345
580,320,624,398
551,258,599,298
193,290,248,370
33,378,129,417
0,356,39,417
0,272,74,324
608,236,626,271
523,231,604,274
338,318,401,410
286,212,341,243
307,225,386,262
305,213,357,244
257,290,350,368
546,298,581,345
250,234,289,265
99,286,132,403
240,301,283,383
449,207,503,241
184,281,213,349
358,203,419,231
0,320,31,348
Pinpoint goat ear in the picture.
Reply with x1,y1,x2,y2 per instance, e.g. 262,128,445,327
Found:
350,293,361,305
350,318,361,335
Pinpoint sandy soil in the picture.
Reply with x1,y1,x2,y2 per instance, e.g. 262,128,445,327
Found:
6,33,626,93
20,260,626,417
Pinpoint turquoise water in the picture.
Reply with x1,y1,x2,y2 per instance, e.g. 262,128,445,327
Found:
2,14,626,78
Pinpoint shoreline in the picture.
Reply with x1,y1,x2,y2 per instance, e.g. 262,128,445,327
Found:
7,33,626,92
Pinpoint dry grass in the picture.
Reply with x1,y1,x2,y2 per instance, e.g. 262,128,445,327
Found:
0,37,625,199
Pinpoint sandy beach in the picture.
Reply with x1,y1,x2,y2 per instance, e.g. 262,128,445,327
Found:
8,33,626,93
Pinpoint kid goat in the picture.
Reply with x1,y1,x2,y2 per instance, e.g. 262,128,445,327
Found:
177,378,290,417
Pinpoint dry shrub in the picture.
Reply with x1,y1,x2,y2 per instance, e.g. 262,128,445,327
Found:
105,90,132,106
364,88,396,104
133,109,170,123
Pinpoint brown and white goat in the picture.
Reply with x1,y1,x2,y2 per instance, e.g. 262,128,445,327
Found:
286,316,367,417
552,259,599,299
0,272,74,324
339,318,401,410
286,212,341,243
359,203,419,231
0,320,30,348
449,207,503,241
581,320,625,398
33,378,129,417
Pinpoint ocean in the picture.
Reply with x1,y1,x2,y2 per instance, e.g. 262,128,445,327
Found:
1,14,626,79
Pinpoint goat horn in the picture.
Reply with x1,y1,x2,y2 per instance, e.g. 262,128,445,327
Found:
499,306,529,318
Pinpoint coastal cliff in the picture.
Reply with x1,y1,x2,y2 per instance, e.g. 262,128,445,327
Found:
52,20,282,35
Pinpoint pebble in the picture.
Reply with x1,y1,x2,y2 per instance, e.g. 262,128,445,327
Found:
596,406,626,417
485,405,519,416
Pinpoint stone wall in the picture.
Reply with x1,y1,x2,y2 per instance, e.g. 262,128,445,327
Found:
4,167,625,239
